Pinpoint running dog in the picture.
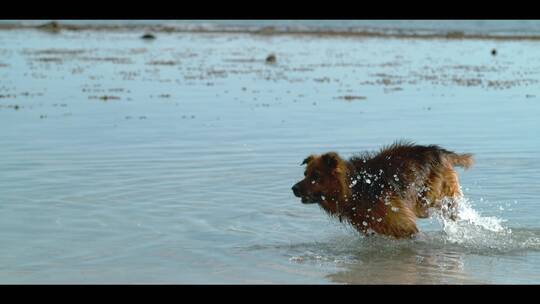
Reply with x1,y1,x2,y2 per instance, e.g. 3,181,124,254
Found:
291,141,473,238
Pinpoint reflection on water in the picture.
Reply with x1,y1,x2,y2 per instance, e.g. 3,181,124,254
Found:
267,224,540,284
326,246,471,284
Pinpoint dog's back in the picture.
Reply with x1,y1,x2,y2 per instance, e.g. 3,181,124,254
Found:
350,141,473,221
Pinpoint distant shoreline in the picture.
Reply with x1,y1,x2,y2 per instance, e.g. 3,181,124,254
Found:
2,21,540,41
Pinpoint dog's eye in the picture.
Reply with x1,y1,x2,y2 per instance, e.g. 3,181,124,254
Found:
311,172,320,181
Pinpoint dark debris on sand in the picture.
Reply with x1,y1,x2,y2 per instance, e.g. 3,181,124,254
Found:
337,95,367,101
88,95,121,101
265,54,276,64
146,60,177,66
141,33,156,40
37,21,61,33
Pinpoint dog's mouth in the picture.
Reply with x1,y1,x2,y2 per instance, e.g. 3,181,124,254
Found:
301,197,318,204
300,193,323,204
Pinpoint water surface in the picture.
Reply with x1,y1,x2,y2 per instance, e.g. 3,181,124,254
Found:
0,27,539,284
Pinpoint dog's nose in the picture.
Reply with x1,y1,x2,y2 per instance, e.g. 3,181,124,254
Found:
292,184,301,197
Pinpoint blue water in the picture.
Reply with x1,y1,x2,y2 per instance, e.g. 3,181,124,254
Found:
0,24,540,283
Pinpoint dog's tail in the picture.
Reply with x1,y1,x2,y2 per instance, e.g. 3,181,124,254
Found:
444,151,474,169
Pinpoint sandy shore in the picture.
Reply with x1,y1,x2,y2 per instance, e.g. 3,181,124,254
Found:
3,21,540,41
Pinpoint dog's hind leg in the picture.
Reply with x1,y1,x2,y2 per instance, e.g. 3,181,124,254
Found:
378,197,419,238
440,167,462,221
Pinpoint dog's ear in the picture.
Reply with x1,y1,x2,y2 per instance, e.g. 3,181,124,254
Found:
322,152,339,169
301,155,314,166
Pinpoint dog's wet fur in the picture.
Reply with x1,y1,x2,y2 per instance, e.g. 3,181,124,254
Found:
292,141,473,239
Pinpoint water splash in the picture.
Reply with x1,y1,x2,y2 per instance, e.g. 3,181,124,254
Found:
282,196,540,265
437,197,508,241
426,196,540,254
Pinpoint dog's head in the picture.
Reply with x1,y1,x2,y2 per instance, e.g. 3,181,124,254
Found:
292,152,349,205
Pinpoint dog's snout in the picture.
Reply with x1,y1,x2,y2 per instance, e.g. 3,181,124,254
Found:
292,183,302,197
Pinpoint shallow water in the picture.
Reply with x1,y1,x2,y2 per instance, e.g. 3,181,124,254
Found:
1,28,540,284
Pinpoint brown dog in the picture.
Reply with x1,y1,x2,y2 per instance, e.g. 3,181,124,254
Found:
292,141,473,239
